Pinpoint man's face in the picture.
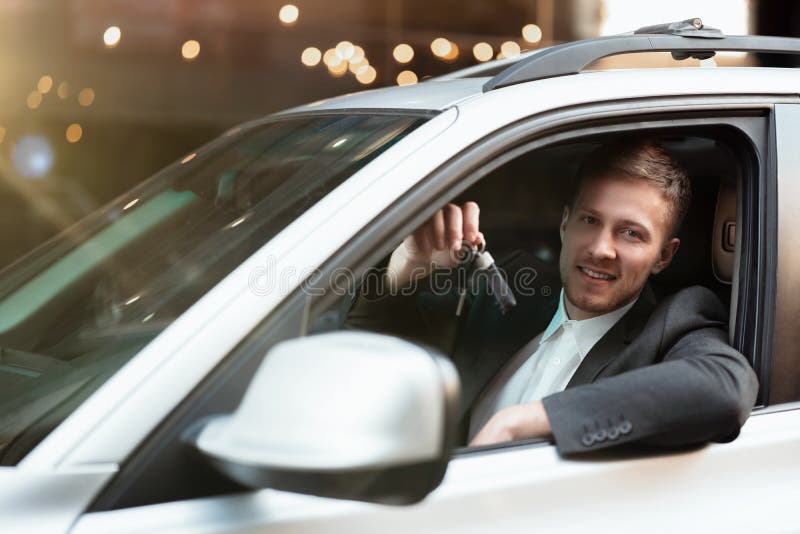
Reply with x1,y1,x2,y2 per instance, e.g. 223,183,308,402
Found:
558,174,680,320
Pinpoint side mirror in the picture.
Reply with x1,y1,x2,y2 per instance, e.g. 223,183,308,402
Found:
194,331,461,504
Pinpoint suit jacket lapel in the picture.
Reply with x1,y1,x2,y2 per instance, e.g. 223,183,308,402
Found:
566,284,657,388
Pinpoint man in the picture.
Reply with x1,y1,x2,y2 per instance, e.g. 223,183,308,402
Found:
347,138,758,454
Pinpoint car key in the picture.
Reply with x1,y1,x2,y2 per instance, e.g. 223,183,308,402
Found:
454,238,517,316
471,242,517,315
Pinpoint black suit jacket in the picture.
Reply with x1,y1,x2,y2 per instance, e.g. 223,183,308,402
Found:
345,250,759,455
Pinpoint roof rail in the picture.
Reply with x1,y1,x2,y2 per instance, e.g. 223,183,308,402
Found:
634,18,723,39
484,18,800,92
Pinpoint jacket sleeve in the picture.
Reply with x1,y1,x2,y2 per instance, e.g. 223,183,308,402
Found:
542,287,759,455
342,268,464,355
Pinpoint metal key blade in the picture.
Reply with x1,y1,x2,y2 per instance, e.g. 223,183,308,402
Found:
454,242,479,317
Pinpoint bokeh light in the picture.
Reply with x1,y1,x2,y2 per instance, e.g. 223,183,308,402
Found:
37,75,53,94
78,88,95,107
443,42,460,61
356,66,377,85
323,48,342,68
328,61,348,77
66,123,83,143
393,44,414,64
57,82,69,99
279,4,299,25
522,24,543,44
12,136,53,178
349,58,369,74
301,47,322,67
350,46,366,64
26,91,42,109
335,41,355,60
396,70,418,86
104,26,122,48
473,42,494,62
500,41,521,59
181,40,201,60
430,37,452,58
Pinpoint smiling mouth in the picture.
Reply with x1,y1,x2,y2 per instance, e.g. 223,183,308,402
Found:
579,266,616,281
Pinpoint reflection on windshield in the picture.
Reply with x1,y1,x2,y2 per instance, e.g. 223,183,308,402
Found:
0,112,428,463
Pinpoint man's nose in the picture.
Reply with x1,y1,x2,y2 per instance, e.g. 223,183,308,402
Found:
588,229,616,260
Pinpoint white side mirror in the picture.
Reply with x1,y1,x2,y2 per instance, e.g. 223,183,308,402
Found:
194,331,460,504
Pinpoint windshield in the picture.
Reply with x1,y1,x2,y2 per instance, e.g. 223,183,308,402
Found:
0,111,428,463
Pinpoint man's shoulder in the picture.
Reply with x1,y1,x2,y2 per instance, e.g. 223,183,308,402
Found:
655,285,727,320
647,285,730,343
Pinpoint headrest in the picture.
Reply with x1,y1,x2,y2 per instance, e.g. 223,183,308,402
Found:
712,180,736,284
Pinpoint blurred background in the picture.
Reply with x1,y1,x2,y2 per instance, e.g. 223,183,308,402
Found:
0,0,797,270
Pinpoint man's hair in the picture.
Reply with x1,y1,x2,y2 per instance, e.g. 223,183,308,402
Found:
574,138,692,237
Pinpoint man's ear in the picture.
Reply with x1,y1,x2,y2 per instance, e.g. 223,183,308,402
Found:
651,237,680,274
559,206,570,243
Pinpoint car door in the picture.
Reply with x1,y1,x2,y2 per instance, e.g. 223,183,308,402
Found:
73,76,800,532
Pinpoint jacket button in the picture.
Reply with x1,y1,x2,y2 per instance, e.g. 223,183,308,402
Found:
593,429,607,442
619,421,632,435
607,427,620,440
581,434,595,447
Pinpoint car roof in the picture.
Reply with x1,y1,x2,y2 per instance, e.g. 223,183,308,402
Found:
277,77,487,114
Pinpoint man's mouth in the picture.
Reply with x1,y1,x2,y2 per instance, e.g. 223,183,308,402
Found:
578,266,616,281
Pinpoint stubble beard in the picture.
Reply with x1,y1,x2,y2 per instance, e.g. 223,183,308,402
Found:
559,252,639,318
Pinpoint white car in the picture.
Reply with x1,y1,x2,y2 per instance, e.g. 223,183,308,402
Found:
2,19,800,533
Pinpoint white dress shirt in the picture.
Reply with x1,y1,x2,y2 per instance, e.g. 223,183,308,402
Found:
469,289,638,439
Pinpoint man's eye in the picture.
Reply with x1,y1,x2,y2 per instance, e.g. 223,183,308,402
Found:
623,229,641,239
582,216,597,224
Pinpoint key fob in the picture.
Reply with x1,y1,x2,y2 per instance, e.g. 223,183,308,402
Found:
473,250,517,315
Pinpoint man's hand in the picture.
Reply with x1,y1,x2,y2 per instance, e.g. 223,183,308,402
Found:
386,202,483,290
469,401,553,447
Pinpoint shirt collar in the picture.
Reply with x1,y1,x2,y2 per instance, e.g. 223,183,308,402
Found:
541,291,569,343
541,289,639,358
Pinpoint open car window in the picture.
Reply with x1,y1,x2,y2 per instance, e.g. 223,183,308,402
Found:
332,130,749,450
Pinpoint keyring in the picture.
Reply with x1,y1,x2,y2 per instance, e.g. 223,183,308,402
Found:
455,236,485,263
455,241,476,263
474,236,486,254
465,235,485,254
